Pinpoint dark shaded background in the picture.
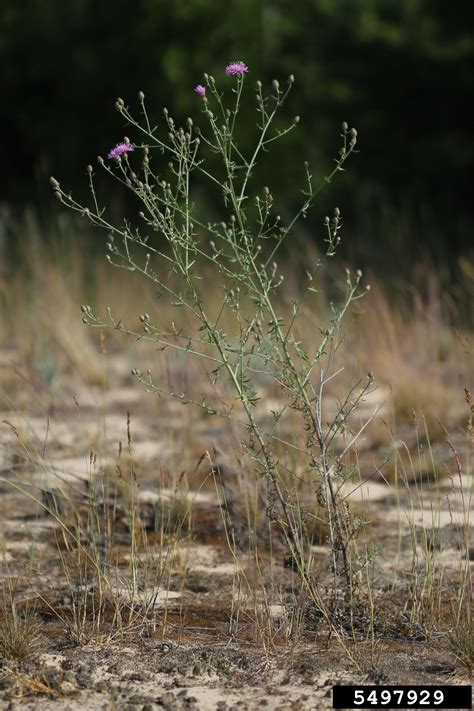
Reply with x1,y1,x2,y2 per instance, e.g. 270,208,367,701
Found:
1,0,473,283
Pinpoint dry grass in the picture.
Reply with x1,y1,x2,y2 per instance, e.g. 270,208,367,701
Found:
0,577,41,660
0,216,472,703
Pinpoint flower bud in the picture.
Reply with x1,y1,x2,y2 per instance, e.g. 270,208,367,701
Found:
116,97,125,109
138,91,145,101
334,207,340,217
342,121,348,131
351,128,358,138
49,176,60,189
272,79,280,90
288,74,295,83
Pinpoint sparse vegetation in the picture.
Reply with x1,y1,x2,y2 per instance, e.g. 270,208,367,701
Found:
1,230,472,705
0,64,472,711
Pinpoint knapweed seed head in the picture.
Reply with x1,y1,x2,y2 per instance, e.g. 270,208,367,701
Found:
194,85,206,97
225,61,248,76
108,143,134,160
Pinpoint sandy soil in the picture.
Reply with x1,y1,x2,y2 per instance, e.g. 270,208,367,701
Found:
0,352,472,709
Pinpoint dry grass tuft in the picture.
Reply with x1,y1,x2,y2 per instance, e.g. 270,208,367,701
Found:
0,593,41,660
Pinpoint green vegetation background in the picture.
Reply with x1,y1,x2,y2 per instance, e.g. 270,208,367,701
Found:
1,0,473,282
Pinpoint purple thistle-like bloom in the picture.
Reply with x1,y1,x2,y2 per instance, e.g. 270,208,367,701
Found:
225,61,249,77
194,84,206,97
108,142,135,160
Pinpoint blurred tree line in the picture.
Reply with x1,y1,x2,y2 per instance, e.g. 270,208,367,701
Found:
1,0,473,280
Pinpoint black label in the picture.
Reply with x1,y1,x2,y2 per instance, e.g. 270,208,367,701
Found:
332,685,472,709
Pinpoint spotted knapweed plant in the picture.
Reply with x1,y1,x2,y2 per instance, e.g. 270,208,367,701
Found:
51,63,373,592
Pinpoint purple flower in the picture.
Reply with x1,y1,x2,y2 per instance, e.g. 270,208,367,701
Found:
225,61,249,77
194,84,206,97
107,142,135,160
